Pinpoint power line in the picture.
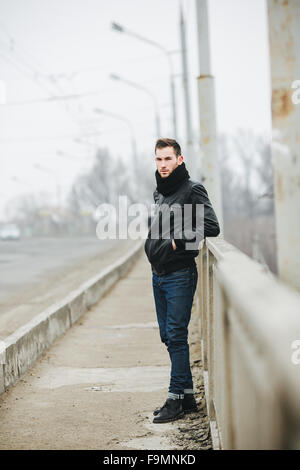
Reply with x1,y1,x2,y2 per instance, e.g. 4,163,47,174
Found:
61,52,176,80
0,127,134,144
0,89,108,107
0,51,61,100
0,29,83,123
0,113,172,144
0,73,173,108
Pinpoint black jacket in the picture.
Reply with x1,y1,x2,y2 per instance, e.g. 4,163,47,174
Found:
144,178,220,276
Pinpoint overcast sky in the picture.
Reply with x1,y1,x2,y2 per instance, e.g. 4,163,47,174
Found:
0,0,271,220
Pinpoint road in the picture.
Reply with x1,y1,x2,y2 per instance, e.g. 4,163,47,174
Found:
0,237,137,339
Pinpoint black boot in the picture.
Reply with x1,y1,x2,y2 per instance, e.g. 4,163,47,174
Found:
182,393,198,413
153,398,184,424
153,394,197,416
153,400,168,416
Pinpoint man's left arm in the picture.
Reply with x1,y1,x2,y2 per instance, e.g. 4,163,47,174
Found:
172,182,220,251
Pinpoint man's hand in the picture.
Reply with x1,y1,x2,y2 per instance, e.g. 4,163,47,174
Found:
171,239,177,251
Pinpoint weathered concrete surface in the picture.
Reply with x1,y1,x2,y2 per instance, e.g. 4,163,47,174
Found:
0,241,143,394
0,239,137,340
0,254,211,450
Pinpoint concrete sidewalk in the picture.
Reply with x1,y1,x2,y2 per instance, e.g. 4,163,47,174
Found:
0,252,211,450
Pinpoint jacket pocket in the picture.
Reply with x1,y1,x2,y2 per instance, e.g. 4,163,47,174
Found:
145,238,173,264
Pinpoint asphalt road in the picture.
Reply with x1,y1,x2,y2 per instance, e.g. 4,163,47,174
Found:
0,237,140,339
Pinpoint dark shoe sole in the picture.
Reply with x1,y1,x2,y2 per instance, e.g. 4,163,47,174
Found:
153,411,185,424
153,406,197,416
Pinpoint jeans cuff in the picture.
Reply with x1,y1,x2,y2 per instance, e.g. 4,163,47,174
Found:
184,389,194,394
168,392,184,400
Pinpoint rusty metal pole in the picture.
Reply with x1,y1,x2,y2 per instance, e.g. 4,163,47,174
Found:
267,0,300,290
196,0,223,235
180,5,199,178
180,6,192,147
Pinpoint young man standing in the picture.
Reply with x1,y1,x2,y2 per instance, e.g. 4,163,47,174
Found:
144,138,220,424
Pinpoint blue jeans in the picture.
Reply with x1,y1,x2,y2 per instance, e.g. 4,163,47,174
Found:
152,264,198,395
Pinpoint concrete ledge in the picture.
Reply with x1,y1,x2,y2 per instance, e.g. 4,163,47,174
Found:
0,240,144,395
203,370,221,450
210,420,220,450
0,364,5,394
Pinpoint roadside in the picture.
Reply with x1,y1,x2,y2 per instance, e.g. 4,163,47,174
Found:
0,238,136,339
0,252,211,450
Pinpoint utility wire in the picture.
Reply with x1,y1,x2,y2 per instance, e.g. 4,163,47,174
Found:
0,29,83,123
0,89,108,106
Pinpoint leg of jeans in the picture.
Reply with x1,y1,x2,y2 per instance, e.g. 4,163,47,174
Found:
167,340,189,395
162,268,197,395
184,345,194,390
166,333,193,391
184,268,198,390
152,274,168,345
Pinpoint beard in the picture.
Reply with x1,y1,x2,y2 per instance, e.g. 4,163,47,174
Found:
159,162,179,178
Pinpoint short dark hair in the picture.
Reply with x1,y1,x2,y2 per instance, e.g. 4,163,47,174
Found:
155,138,181,158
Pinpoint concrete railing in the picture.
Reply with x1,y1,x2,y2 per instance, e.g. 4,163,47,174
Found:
195,237,300,450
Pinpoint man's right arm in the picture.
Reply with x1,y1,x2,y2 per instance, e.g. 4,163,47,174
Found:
172,182,220,251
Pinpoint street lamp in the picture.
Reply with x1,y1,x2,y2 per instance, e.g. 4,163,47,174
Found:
110,73,161,138
111,22,177,139
56,149,84,161
73,137,99,148
10,176,32,188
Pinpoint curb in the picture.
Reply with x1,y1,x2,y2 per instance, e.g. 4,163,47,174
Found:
0,240,144,395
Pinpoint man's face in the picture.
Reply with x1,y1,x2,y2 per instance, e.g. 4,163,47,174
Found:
155,146,183,178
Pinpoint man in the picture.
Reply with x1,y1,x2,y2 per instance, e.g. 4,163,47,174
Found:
144,138,220,424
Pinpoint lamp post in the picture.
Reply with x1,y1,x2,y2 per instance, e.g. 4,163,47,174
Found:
56,149,84,161
10,176,32,188
267,0,300,289
73,137,99,148
111,22,177,139
179,6,192,147
196,0,223,234
110,73,161,138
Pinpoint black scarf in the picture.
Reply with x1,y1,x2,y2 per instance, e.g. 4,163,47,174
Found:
155,161,190,196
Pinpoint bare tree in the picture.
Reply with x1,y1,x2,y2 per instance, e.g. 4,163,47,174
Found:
218,129,277,273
